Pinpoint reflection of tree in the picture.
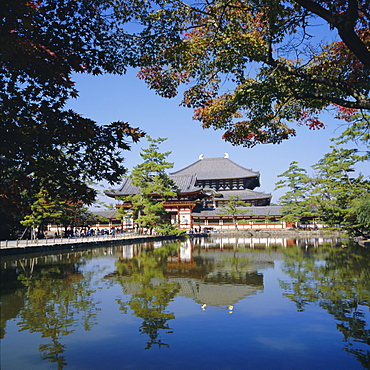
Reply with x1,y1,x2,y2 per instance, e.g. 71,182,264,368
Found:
218,244,256,274
1,267,26,339
279,248,318,312
279,244,370,369
17,263,99,369
114,243,180,349
208,249,264,286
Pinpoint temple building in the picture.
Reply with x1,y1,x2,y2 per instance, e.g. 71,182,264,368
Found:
105,154,285,230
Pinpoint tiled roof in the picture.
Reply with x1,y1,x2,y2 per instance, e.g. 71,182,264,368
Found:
192,205,282,217
174,280,262,306
111,177,139,196
92,210,118,219
171,157,259,180
216,189,271,200
105,174,202,197
171,174,202,193
121,278,262,307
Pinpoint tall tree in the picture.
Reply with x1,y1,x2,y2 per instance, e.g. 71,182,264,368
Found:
311,109,369,235
311,145,370,236
20,188,66,239
276,111,369,236
0,161,33,238
275,161,317,225
1,0,144,208
118,136,179,234
112,0,369,146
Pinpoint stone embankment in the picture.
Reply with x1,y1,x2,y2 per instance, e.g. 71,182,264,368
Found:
211,229,343,237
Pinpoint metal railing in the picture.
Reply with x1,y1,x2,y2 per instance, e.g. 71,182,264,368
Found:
0,232,143,249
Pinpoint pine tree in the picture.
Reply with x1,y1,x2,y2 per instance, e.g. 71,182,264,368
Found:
311,146,370,236
276,112,369,236
122,136,179,234
275,162,317,225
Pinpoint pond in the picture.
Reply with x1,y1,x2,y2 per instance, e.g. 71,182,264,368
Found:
1,236,369,369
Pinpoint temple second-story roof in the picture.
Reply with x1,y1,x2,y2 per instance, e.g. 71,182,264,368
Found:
216,189,272,201
92,210,118,219
172,174,202,193
170,156,260,180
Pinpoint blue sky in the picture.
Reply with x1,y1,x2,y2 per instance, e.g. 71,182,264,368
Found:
66,70,368,208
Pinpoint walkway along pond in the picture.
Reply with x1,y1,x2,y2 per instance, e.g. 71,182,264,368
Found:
0,229,346,256
1,235,369,369
0,233,187,256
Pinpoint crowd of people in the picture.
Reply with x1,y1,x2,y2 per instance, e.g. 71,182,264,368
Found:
46,226,128,239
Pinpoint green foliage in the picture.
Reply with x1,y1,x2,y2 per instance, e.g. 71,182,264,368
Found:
114,243,181,348
334,110,370,147
18,187,99,238
276,113,370,236
350,196,370,230
154,224,186,236
16,261,100,367
280,244,370,366
1,0,145,214
0,160,34,238
275,161,318,223
20,188,66,239
311,148,369,235
310,112,369,236
18,186,98,238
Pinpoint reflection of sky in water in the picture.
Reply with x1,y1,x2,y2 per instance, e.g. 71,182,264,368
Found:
1,238,368,370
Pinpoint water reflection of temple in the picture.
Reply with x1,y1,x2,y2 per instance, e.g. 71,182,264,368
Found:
113,237,343,308
121,277,263,309
193,236,341,249
115,239,267,308
0,235,342,273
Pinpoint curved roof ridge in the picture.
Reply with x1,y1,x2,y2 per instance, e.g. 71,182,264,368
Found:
169,173,197,178
217,189,272,197
118,177,129,192
170,159,203,175
222,157,259,175
170,157,259,179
